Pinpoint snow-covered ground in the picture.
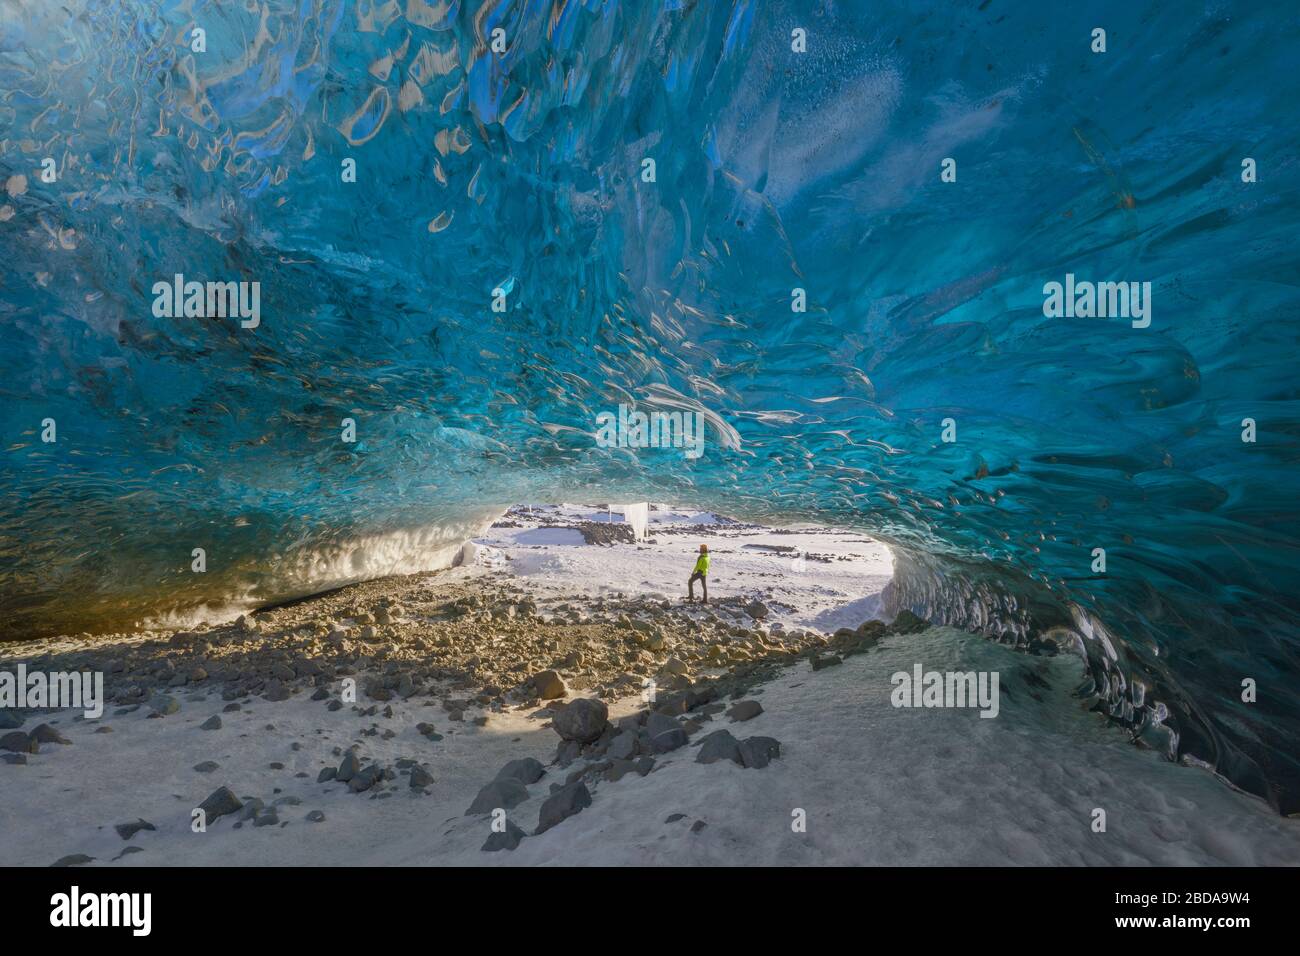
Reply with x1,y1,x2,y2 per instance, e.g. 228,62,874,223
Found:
3,504,1298,867
477,503,896,634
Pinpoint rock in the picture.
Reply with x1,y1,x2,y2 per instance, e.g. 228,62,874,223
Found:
495,757,545,785
253,807,280,827
305,810,326,823
465,778,529,816
534,781,592,835
726,700,763,722
316,767,336,783
811,654,842,671
481,820,527,852
650,728,688,753
532,670,567,700
223,702,242,713
887,609,928,635
50,854,95,867
347,763,384,793
738,736,781,769
645,712,681,738
553,738,582,767
696,729,743,765
409,765,434,789
193,761,220,773
0,731,36,754
745,600,769,621
607,731,638,761
662,656,689,676
149,695,180,716
2,753,26,765
665,813,686,823
0,711,23,729
690,820,708,834
552,698,609,743
336,751,361,782
197,786,243,822
114,819,156,841
29,723,67,743
200,715,222,731
262,679,291,702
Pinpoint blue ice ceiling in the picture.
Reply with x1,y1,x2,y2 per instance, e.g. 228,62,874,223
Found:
1,1,1298,810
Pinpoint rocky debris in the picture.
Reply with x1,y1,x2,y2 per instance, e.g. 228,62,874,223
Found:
193,760,220,773
535,781,592,835
197,786,243,822
1,731,36,753
495,757,545,785
481,820,527,852
305,810,326,823
200,715,222,731
552,697,609,742
696,729,743,765
466,778,529,816
114,818,156,841
532,669,567,700
574,521,635,546
726,700,763,722
690,820,708,834
745,601,769,621
738,736,781,769
50,854,95,867
665,813,687,823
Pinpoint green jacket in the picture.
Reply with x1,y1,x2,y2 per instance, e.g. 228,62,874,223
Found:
693,553,710,575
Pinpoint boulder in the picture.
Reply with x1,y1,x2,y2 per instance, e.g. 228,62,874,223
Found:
481,820,526,852
531,670,567,700
465,778,529,816
495,757,546,785
534,782,592,835
552,698,609,743
696,729,743,765
726,700,763,722
738,736,781,769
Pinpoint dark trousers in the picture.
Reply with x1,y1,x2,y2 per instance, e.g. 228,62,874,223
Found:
688,571,707,602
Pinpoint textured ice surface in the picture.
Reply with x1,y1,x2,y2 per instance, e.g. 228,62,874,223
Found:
1,3,1298,809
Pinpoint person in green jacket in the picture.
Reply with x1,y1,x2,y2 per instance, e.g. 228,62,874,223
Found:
688,544,710,603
